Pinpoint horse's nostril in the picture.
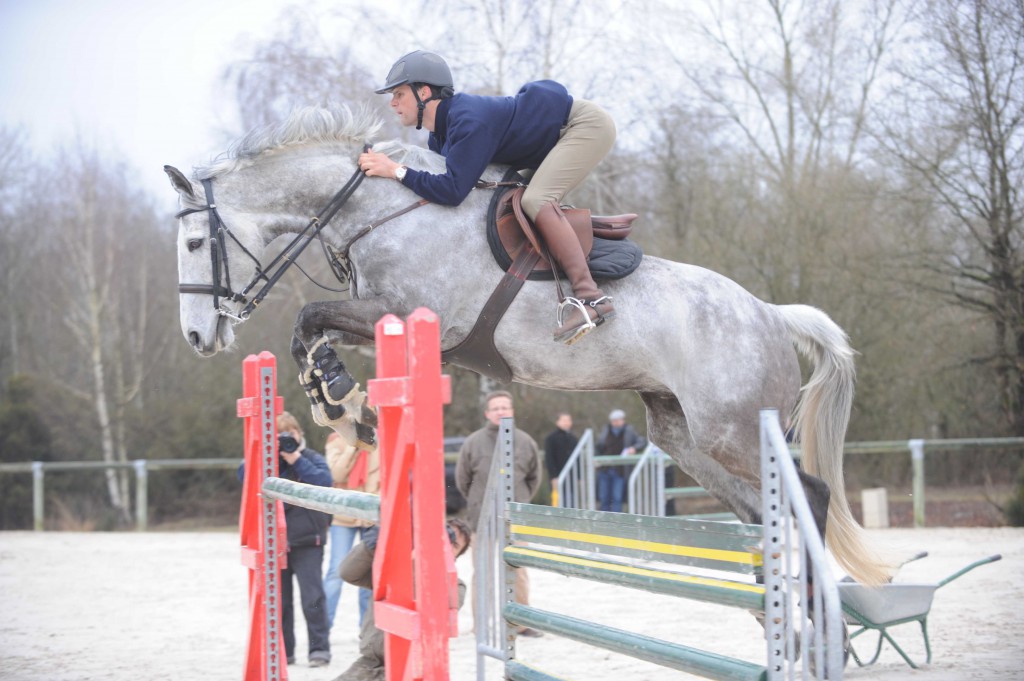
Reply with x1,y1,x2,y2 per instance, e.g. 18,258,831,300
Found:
189,331,201,348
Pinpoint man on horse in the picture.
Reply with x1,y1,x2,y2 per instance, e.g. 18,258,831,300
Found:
358,50,618,345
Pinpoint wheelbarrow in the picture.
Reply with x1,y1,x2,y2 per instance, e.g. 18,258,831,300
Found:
837,552,1002,668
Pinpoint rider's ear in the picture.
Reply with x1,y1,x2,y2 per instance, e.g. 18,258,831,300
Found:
164,165,196,199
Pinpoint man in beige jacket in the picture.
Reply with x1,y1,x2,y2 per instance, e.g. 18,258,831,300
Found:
323,432,380,632
455,390,542,636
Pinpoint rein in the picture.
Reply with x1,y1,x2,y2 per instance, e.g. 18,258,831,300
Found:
176,147,427,322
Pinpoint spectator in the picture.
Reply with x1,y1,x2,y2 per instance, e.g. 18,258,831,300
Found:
455,390,542,636
543,411,579,507
238,411,333,668
596,409,646,513
323,432,379,632
332,519,471,681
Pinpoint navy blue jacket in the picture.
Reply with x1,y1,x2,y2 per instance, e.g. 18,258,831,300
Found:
402,80,573,206
238,447,333,548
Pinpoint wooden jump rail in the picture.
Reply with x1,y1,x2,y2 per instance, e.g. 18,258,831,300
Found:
476,413,845,681
238,308,456,681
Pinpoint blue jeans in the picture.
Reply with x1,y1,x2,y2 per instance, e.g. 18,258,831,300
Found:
323,525,371,629
597,468,625,512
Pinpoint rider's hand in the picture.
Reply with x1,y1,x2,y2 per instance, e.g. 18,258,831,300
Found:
358,149,400,179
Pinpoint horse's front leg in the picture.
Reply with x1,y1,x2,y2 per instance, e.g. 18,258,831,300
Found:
292,298,395,447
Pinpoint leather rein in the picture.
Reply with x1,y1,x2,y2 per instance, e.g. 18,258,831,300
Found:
176,146,429,322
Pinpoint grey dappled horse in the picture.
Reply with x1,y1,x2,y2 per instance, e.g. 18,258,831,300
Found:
167,106,888,585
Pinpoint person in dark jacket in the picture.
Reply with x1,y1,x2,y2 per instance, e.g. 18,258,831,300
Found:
238,411,333,668
359,50,618,346
595,409,646,513
543,411,578,507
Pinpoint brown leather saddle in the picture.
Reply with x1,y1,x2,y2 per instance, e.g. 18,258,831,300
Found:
441,182,640,381
494,186,636,276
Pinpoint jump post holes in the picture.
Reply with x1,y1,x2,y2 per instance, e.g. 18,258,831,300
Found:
238,308,456,681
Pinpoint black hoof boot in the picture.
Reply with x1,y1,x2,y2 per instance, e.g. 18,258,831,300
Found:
300,368,346,423
308,338,357,405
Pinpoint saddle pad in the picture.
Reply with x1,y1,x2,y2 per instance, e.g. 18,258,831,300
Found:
485,180,643,282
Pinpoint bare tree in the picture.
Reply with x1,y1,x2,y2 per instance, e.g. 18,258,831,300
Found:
40,145,169,522
878,0,1024,434
656,0,905,302
0,127,36,380
222,13,384,135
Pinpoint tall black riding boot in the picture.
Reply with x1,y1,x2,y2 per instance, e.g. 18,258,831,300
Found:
533,202,615,344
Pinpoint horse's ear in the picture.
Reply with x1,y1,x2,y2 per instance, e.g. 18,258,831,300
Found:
164,165,196,199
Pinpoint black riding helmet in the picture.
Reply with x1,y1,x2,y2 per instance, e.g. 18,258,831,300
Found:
376,50,454,130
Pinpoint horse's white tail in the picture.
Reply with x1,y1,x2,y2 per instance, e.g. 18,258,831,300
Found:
779,304,892,586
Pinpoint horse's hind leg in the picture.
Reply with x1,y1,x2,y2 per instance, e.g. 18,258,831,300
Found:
638,391,763,525
797,469,831,543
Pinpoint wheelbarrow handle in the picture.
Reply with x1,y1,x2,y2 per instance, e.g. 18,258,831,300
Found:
901,551,929,566
937,554,1002,588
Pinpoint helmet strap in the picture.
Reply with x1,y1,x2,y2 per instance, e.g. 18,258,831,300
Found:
411,84,441,131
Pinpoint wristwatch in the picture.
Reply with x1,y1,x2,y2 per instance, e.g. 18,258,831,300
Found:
395,165,408,181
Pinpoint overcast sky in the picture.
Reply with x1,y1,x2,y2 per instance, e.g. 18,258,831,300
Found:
0,0,339,209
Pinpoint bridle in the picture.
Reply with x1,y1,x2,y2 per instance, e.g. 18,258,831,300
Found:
176,146,426,323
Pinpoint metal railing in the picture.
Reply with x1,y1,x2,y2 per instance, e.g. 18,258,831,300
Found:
626,443,665,515
3,436,1021,531
0,458,241,531
473,418,514,680
553,428,595,510
761,410,845,679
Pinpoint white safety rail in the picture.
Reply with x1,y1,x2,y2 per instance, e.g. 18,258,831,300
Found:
627,443,666,515
473,418,515,680
761,409,845,680
553,428,595,510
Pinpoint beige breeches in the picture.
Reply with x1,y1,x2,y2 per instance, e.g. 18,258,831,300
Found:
520,99,616,220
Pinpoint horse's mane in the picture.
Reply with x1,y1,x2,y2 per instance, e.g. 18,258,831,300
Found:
196,105,446,179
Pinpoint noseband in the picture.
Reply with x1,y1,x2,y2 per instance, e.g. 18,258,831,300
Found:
176,149,370,322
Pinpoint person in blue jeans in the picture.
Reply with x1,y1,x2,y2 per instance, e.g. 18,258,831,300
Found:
323,432,380,631
596,409,646,512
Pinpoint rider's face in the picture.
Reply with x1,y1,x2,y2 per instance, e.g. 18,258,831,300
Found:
390,85,421,127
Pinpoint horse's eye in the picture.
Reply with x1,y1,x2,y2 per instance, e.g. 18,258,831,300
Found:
187,238,203,253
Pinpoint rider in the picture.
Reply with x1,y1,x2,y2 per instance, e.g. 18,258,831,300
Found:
358,50,617,345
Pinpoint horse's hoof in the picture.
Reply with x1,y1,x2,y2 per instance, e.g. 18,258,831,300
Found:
355,422,377,451
308,340,359,405
359,403,378,428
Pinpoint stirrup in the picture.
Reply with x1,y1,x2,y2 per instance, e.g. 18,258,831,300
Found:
556,297,596,329
555,297,598,345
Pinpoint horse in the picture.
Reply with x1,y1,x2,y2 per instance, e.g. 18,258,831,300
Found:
166,105,889,586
